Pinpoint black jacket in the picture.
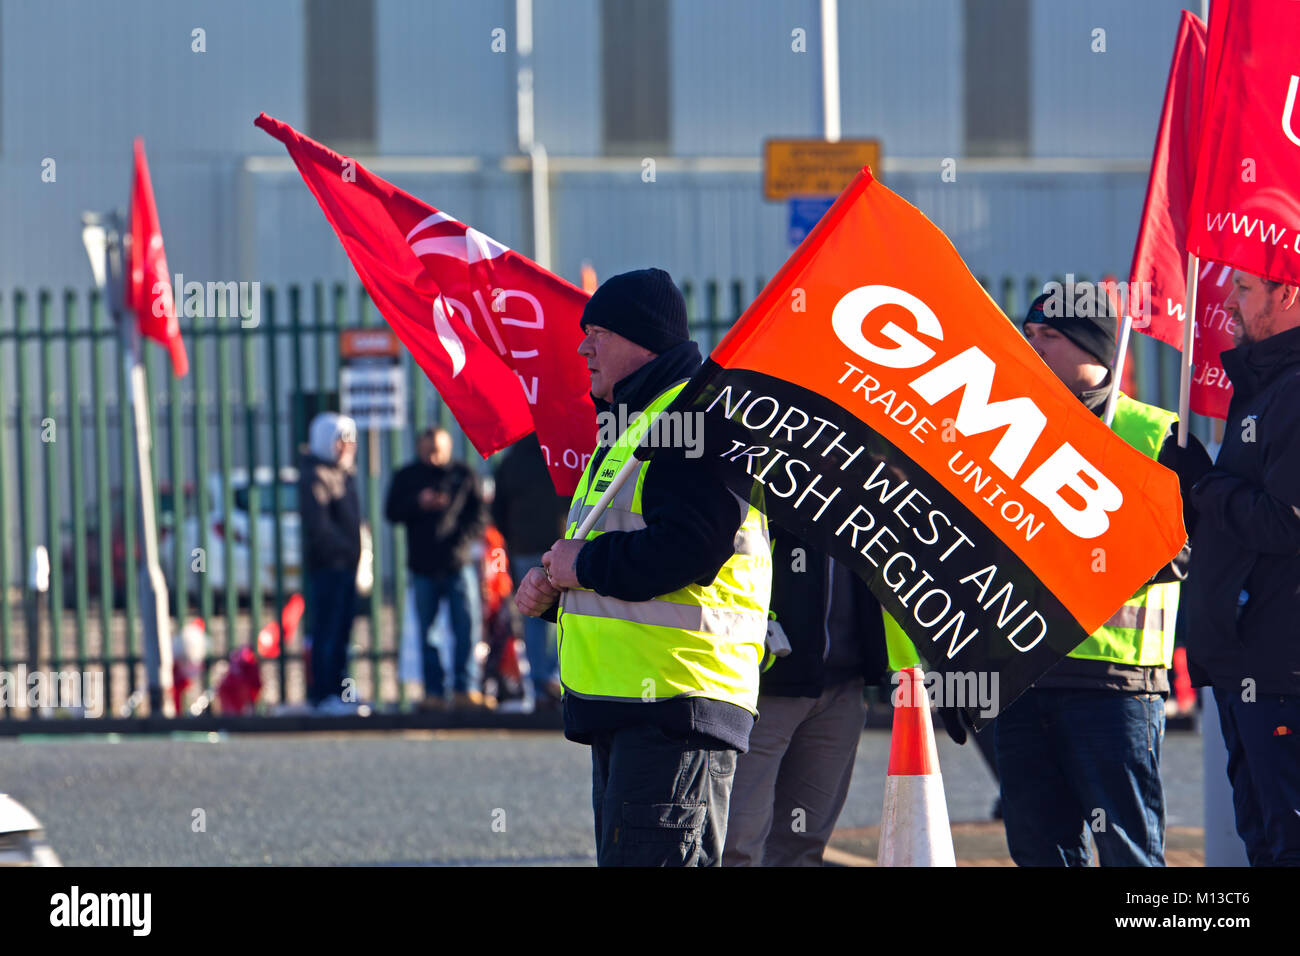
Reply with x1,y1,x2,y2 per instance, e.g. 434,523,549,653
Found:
561,341,761,752
1185,324,1300,695
490,434,570,557
763,529,888,698
384,460,485,576
1031,377,1198,695
299,453,362,573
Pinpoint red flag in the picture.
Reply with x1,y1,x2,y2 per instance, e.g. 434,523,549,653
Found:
126,138,188,377
255,113,595,494
1127,12,1232,420
1186,0,1300,286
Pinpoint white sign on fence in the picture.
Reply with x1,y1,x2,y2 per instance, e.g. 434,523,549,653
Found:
339,329,405,430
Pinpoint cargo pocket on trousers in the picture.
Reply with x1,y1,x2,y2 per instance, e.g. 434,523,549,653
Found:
620,802,708,866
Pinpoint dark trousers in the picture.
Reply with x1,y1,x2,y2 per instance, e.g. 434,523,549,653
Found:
307,567,357,705
590,724,736,867
1214,688,1300,866
996,689,1166,866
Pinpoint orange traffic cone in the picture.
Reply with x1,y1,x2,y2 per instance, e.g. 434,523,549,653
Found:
878,667,956,866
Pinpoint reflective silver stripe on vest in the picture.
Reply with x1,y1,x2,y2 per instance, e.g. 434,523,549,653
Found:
733,526,767,556
601,507,645,532
562,589,766,635
570,500,604,533
1104,605,1165,632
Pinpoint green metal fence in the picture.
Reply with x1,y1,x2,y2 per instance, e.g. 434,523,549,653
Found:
0,274,1198,719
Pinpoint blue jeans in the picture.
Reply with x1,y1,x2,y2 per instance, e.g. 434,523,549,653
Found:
1213,688,1300,866
411,566,482,696
510,555,556,698
996,689,1166,866
307,567,357,705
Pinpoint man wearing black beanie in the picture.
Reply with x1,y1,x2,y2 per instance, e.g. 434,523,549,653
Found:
1021,289,1119,392
993,283,1209,867
514,267,772,867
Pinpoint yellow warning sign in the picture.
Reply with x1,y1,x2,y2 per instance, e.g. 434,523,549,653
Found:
763,138,881,200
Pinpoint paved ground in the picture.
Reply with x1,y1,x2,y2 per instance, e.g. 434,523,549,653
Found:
0,728,1206,866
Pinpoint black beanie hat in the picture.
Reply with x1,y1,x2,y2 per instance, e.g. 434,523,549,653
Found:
580,268,689,354
1023,289,1118,367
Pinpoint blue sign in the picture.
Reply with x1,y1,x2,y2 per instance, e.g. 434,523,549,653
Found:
787,197,836,247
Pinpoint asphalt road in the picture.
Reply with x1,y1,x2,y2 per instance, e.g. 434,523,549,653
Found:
0,728,1205,866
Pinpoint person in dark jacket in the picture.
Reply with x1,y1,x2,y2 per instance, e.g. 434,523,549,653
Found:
385,426,489,710
724,529,888,866
995,290,1206,866
299,412,361,712
1181,270,1300,866
516,268,771,867
491,433,569,710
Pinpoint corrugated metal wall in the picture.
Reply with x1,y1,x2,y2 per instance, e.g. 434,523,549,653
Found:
238,160,1150,296
1029,0,1193,159
1,0,1198,294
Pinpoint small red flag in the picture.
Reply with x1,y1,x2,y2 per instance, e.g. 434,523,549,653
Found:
1127,12,1231,420
255,113,595,494
126,138,188,377
1186,0,1300,286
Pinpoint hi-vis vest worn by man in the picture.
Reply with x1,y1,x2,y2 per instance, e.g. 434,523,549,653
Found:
558,380,773,713
1069,393,1179,669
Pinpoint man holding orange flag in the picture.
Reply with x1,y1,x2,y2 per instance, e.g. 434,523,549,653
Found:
996,289,1208,867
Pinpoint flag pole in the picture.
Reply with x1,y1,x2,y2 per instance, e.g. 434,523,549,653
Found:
821,0,841,143
1103,311,1132,427
83,210,175,717
1178,251,1199,447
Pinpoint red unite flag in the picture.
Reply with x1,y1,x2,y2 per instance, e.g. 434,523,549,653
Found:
1128,11,1232,420
1186,0,1300,287
126,138,188,377
256,113,595,495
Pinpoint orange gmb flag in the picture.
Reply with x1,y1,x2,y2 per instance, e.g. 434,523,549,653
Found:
673,168,1187,726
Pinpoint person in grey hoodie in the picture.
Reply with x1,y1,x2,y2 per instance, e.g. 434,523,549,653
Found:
299,413,361,711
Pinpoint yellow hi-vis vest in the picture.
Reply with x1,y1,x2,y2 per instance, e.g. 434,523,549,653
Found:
1068,393,1180,668
557,380,773,713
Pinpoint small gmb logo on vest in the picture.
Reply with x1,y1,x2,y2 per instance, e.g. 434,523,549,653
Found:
594,463,618,492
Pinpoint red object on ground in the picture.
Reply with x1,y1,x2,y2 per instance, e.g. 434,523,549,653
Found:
171,617,206,714
125,138,188,377
217,646,263,715
887,668,940,777
255,112,595,495
879,666,955,866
